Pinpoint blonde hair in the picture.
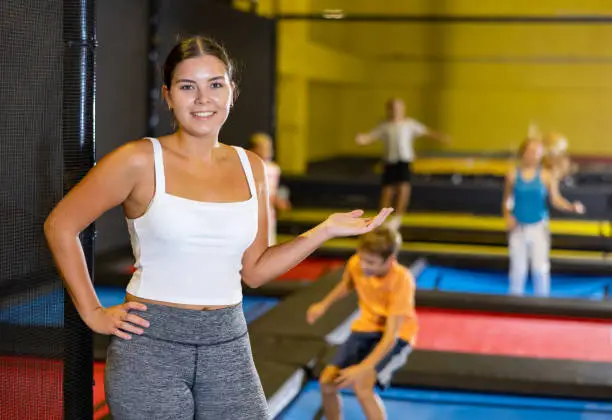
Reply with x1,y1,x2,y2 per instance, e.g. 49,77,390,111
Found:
248,132,272,150
517,137,543,159
358,225,402,260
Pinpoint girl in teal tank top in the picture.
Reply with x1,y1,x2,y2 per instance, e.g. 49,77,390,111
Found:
512,166,548,225
502,138,585,297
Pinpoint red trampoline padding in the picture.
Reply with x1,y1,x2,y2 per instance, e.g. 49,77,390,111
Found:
277,258,344,281
415,308,612,362
94,362,109,419
0,356,63,420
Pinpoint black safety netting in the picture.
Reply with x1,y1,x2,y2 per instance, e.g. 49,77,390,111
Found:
0,1,95,419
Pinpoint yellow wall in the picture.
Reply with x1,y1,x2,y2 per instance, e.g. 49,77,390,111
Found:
331,18,612,157
236,0,612,172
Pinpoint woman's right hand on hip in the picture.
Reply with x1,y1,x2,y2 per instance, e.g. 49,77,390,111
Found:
83,301,149,340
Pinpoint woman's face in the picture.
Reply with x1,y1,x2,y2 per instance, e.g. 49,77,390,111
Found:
522,140,544,166
163,54,234,137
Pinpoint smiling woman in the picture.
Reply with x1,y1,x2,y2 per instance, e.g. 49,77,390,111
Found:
161,37,238,136
43,34,393,420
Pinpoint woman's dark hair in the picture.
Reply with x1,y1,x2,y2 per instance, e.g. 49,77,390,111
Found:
162,35,236,89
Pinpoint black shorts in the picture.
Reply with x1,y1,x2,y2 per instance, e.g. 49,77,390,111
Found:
329,331,412,389
382,161,412,186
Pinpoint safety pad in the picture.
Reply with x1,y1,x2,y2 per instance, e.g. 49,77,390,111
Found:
392,350,612,401
243,281,307,299
248,268,358,341
254,360,307,419
415,289,612,319
278,221,604,251
250,334,328,372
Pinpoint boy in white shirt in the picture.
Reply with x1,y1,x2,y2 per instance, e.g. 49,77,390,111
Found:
356,98,449,229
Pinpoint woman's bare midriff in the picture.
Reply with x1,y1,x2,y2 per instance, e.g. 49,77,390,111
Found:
125,292,235,311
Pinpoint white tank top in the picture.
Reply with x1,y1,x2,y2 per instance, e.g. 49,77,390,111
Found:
125,138,259,305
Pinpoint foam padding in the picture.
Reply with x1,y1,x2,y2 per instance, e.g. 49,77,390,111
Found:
248,268,358,340
392,350,612,401
250,335,328,369
278,209,608,236
254,360,306,419
416,289,612,319
415,308,612,362
276,235,610,268
243,280,308,299
412,156,513,176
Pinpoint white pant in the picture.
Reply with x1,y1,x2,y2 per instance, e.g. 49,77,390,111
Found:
508,220,551,297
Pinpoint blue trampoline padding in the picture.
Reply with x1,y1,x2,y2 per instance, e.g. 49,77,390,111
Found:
415,267,438,290
241,296,280,323
278,381,612,420
0,286,64,327
96,285,126,308
430,266,611,300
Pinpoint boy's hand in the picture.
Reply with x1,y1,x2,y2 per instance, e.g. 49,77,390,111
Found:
334,363,373,389
306,302,327,325
355,134,370,145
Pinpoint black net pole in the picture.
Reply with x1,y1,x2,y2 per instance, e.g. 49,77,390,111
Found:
147,0,161,137
63,0,96,418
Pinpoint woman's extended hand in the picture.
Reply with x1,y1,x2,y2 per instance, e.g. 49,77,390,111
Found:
322,208,394,238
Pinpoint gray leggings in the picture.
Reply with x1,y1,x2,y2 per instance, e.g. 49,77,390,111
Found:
104,302,269,419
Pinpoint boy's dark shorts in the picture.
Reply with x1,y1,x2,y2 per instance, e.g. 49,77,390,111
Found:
329,331,412,389
381,161,412,186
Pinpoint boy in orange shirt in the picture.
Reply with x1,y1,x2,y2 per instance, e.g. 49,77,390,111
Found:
306,225,417,420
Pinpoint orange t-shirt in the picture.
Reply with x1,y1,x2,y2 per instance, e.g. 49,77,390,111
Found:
346,254,418,344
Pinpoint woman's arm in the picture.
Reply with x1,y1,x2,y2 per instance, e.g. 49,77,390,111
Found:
44,141,150,332
241,152,393,288
502,170,518,231
502,170,515,220
543,170,584,214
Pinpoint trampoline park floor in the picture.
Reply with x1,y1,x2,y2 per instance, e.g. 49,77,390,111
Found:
90,292,612,419
6,256,612,419
278,381,612,420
